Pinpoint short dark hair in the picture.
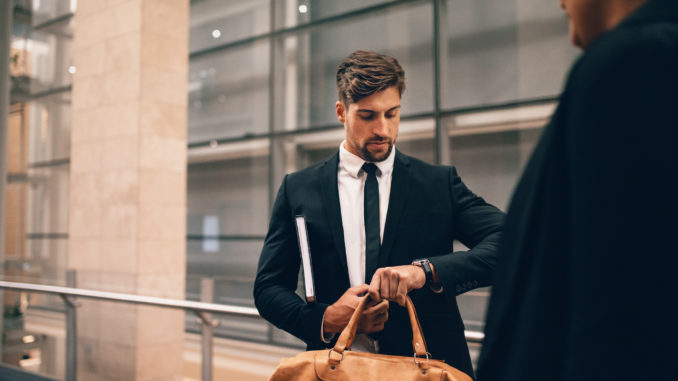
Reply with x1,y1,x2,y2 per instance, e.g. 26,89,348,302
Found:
335,50,406,105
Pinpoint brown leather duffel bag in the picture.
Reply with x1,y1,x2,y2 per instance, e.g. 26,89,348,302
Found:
268,295,472,380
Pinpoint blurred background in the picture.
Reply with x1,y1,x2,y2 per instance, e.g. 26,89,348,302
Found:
1,0,578,379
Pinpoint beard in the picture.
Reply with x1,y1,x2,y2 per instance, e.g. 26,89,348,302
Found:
360,139,394,162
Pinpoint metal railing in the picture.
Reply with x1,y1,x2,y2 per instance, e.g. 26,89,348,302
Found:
0,278,485,381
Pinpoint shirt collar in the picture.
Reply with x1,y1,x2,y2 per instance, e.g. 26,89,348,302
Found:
339,140,396,179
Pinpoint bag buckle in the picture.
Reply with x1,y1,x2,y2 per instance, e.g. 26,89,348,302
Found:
413,351,431,365
327,348,344,362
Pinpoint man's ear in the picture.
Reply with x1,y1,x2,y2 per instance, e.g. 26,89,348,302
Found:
336,101,346,123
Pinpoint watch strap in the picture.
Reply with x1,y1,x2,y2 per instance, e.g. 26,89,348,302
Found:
412,258,433,287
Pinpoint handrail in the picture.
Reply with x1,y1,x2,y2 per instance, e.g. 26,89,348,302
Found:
0,279,485,380
0,280,259,317
0,279,485,341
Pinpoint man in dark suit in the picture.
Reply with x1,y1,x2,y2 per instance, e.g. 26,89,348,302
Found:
254,50,504,378
478,0,678,379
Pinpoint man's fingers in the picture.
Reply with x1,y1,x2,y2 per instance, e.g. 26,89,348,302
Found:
376,299,389,313
389,270,399,300
376,309,388,324
368,273,381,302
380,273,390,300
396,279,409,306
360,300,389,333
369,316,386,332
369,266,419,305
350,284,370,295
364,299,389,316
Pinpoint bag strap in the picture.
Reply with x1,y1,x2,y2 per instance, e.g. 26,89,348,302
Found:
332,295,428,357
406,295,428,358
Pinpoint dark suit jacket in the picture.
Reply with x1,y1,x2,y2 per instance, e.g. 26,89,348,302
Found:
254,149,504,378
478,1,678,380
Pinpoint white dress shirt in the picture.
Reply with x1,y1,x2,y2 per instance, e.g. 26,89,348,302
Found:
338,141,395,287
323,141,395,353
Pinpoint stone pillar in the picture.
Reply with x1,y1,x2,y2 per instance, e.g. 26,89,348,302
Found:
69,1,188,379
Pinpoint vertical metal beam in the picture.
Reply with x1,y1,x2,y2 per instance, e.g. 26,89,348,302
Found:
433,0,451,165
267,0,277,212
199,277,215,381
267,1,280,345
64,270,78,381
0,0,14,361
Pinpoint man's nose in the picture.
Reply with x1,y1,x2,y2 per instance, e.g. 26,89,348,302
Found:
372,115,388,136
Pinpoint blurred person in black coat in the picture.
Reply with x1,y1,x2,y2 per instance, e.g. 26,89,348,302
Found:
478,0,678,380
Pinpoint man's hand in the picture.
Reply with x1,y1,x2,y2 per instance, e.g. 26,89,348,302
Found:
368,265,426,307
323,284,389,334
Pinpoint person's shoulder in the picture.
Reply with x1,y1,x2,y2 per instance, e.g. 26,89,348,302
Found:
396,151,456,176
600,21,676,56
285,151,337,185
575,19,678,80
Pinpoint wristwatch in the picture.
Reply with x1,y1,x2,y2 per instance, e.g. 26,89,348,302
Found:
411,258,434,287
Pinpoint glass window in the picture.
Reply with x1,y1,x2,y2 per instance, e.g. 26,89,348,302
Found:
445,103,551,334
514,1,580,100
446,102,555,206
185,239,274,342
275,118,435,183
450,125,541,348
186,153,268,304
395,118,436,164
26,92,71,164
24,237,69,284
186,240,265,306
3,5,74,374
190,0,270,53
449,128,542,211
28,17,74,93
26,164,70,236
276,0,395,29
1,296,67,379
187,155,269,237
186,151,272,340
188,41,270,143
31,0,76,26
274,1,434,132
443,0,578,109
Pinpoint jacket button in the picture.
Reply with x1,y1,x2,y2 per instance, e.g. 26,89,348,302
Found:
455,285,462,293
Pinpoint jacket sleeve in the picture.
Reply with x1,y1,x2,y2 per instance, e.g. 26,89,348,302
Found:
253,175,330,347
428,167,505,295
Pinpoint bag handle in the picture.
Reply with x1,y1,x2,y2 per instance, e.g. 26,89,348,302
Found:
332,295,428,358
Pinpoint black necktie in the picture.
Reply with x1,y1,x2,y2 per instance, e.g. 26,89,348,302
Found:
362,163,380,284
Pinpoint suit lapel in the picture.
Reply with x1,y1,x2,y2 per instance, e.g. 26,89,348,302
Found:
380,150,411,268
319,153,350,279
